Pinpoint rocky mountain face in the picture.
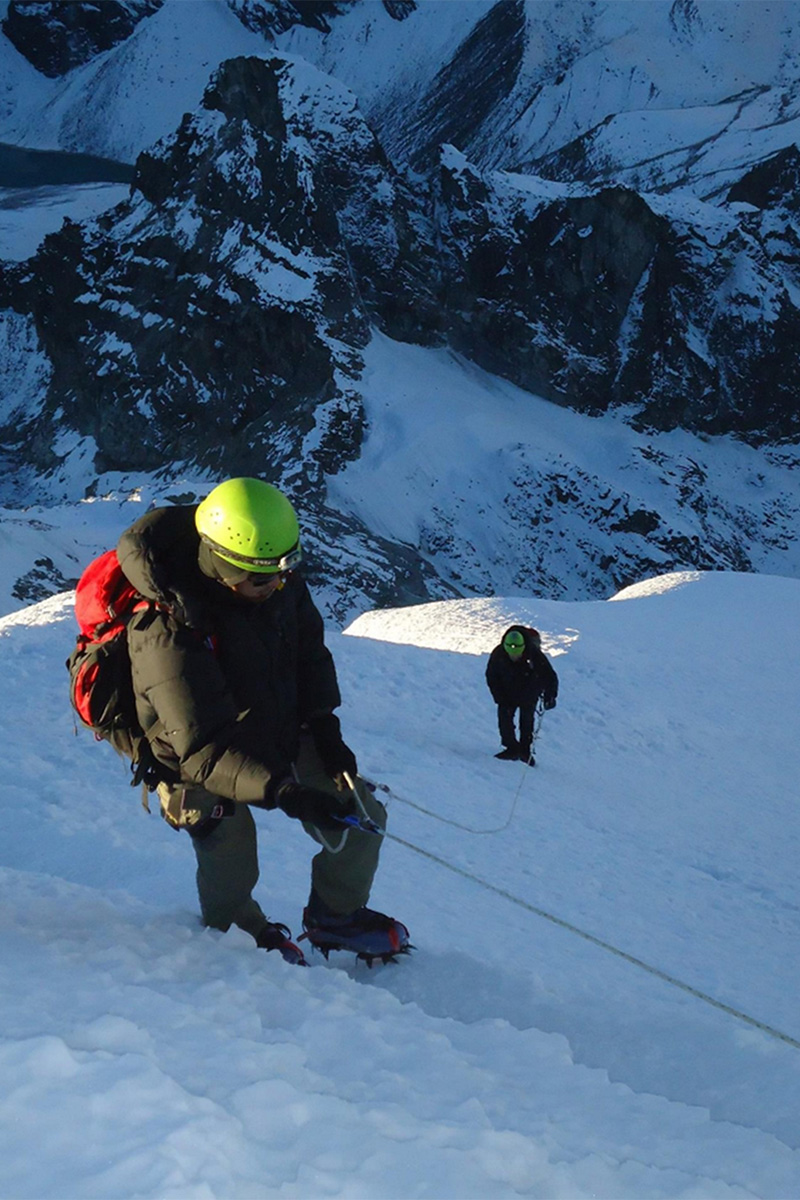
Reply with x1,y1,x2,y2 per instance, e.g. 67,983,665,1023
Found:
0,53,444,468
2,0,163,77
0,1,799,616
0,53,454,616
437,149,800,442
228,0,417,39
1,0,417,71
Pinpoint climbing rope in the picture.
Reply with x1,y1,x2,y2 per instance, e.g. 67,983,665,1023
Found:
372,767,527,835
362,727,800,1054
382,824,800,1053
365,702,546,836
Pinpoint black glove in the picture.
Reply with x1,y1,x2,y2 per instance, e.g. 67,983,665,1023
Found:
273,778,356,831
307,714,358,791
543,696,557,711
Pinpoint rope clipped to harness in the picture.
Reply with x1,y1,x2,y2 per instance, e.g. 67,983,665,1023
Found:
307,772,383,854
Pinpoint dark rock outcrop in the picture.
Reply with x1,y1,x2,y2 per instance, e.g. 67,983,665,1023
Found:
0,54,451,614
433,149,800,442
390,0,526,171
228,0,415,39
1,55,439,479
2,0,162,77
727,144,800,214
228,0,345,38
11,555,77,603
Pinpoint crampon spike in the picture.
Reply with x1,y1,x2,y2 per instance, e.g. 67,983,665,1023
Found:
356,944,415,968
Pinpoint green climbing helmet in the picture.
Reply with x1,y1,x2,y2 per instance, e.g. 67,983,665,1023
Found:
195,477,302,574
502,629,526,659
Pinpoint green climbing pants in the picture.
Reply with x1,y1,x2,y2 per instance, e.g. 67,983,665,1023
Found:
156,731,387,939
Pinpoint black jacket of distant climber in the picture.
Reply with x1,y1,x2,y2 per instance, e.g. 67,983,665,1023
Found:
485,626,558,709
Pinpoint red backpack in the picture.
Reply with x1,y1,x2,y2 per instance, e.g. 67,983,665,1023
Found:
66,549,166,791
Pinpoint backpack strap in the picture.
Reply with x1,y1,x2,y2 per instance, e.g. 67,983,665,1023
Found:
133,721,168,811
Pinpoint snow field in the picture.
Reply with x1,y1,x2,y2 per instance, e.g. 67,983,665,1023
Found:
0,575,798,1196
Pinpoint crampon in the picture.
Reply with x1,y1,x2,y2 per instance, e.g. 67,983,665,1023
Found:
255,921,308,966
299,905,413,967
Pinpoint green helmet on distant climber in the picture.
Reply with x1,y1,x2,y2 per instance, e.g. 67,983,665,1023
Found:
502,630,526,659
195,478,302,574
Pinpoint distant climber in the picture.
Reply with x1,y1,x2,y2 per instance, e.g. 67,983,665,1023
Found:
485,626,558,766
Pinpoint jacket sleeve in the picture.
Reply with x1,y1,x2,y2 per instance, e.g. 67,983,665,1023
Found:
485,650,504,704
532,650,559,703
128,609,280,803
294,580,341,722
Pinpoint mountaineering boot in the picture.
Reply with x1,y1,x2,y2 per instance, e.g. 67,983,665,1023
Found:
255,920,307,966
518,745,536,767
495,746,519,760
300,899,411,965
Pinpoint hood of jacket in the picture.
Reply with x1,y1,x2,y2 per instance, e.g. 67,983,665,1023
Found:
117,504,223,630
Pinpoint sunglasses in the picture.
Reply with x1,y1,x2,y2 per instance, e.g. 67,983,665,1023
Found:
246,569,294,589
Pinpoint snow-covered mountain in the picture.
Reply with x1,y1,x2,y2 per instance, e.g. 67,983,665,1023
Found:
1,568,799,1197
1,328,798,623
1,0,800,619
7,1,800,195
1,10,799,1190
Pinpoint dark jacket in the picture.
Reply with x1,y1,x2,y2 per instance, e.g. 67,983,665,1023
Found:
118,505,340,804
485,625,558,709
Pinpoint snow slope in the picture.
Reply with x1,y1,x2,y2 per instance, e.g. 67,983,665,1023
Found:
1,328,799,622
327,333,800,600
281,0,800,190
0,181,129,261
0,570,798,1197
0,0,267,161
0,6,53,133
